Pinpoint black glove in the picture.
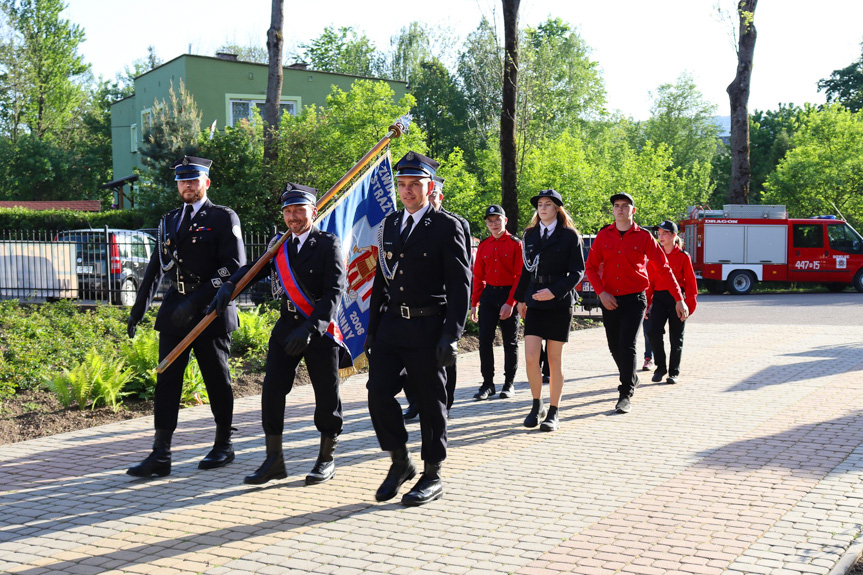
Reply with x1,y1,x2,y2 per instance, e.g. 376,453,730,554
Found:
283,325,313,356
363,333,374,357
435,336,458,368
127,316,138,339
207,281,235,316
171,298,197,328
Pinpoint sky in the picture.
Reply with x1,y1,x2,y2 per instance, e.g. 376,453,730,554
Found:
64,0,863,121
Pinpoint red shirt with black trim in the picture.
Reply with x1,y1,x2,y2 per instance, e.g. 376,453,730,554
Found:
471,230,523,307
585,222,682,300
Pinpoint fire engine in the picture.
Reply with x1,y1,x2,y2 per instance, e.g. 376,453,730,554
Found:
679,204,863,295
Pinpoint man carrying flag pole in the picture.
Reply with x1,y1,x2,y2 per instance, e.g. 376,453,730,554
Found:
208,183,347,486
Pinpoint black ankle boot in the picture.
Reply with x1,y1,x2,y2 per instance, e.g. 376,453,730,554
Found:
375,446,417,501
540,405,560,432
305,435,338,485
523,398,547,428
244,434,287,485
402,461,443,506
199,425,236,470
127,429,172,477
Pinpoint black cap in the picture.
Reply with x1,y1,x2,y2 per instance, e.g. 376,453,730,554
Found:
280,182,318,209
171,156,212,181
530,189,563,208
395,150,439,178
484,205,505,219
610,192,634,206
658,220,678,234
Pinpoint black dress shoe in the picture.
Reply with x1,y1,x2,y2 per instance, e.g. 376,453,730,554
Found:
651,370,667,383
523,399,547,428
375,446,417,501
402,462,443,506
244,434,287,485
499,382,515,399
199,426,236,470
402,403,419,420
305,435,338,485
127,429,172,478
540,407,559,432
615,396,631,414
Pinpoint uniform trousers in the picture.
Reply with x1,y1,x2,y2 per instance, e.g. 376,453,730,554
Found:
478,285,519,385
367,338,448,462
600,291,647,399
155,331,233,432
402,360,456,411
261,330,343,437
647,290,686,377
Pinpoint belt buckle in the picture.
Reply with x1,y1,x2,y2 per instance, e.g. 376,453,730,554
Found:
400,304,411,319
176,281,185,294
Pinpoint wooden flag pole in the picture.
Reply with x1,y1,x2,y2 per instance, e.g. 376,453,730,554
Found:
155,114,411,374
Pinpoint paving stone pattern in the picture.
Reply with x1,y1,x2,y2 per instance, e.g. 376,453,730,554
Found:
1,320,863,574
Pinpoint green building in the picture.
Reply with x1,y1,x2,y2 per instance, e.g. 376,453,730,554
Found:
110,53,407,203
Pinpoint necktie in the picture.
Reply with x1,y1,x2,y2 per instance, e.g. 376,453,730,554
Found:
542,227,549,244
400,215,414,244
178,205,192,238
289,236,299,258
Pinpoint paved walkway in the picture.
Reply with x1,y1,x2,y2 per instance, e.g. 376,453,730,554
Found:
2,316,863,574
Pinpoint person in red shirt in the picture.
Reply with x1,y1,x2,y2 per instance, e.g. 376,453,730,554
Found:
469,205,523,400
584,193,688,414
647,220,698,385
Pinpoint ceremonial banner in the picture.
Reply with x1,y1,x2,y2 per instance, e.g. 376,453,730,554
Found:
317,153,396,367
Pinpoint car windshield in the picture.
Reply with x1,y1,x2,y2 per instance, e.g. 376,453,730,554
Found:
56,233,107,257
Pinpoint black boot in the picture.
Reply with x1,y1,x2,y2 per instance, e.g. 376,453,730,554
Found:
305,435,338,485
375,446,417,501
244,434,287,485
199,425,236,470
402,403,419,420
523,398,547,428
127,429,172,477
402,461,443,506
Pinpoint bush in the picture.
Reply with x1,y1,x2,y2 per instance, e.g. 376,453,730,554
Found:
120,328,159,401
233,306,278,358
42,348,133,412
0,207,155,234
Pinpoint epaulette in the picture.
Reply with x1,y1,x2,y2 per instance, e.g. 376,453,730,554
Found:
599,223,614,231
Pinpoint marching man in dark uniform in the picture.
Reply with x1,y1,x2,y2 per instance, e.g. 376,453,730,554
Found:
126,156,246,477
208,183,346,486
585,193,687,414
400,175,471,420
364,151,470,506
470,205,523,400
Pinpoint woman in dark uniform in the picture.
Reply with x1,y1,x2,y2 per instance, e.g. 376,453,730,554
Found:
514,189,585,431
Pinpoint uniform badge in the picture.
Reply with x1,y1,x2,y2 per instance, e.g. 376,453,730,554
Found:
182,157,189,166
386,251,393,260
211,278,222,288
218,267,230,277
166,239,171,246
406,151,415,160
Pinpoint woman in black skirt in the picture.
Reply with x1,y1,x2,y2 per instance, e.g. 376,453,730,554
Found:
514,189,585,431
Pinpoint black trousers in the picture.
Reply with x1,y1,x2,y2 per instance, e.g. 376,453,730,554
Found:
403,356,456,410
154,331,234,432
647,290,686,377
478,286,519,385
368,339,448,462
261,333,343,437
600,292,647,398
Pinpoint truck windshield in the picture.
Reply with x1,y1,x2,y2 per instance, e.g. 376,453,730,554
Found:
827,223,863,254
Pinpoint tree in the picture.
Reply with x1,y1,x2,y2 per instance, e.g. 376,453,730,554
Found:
749,103,805,200
300,26,384,77
388,22,432,83
262,0,283,172
763,105,863,227
410,59,469,163
640,73,720,172
0,0,89,140
215,42,268,64
456,18,503,147
726,0,758,204
818,42,863,112
500,0,520,233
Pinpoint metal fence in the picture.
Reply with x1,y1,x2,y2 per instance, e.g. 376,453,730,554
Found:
0,227,278,306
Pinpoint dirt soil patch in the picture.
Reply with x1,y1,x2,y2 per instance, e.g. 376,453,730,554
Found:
1,317,599,446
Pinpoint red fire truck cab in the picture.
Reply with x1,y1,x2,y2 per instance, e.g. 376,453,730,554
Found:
679,204,863,295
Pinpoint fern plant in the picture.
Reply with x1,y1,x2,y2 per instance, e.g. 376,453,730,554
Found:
120,329,159,400
182,354,210,406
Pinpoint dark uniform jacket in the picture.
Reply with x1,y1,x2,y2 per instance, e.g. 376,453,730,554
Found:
514,224,585,310
230,227,345,344
368,205,471,348
131,198,245,337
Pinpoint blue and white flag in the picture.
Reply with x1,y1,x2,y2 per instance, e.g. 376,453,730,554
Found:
317,152,396,367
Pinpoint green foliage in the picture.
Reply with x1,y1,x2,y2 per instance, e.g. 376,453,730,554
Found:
233,306,278,358
748,104,806,201
410,60,470,163
818,42,863,113
457,18,502,146
0,206,153,232
388,22,433,83
43,348,132,412
300,26,385,77
182,354,209,406
763,104,863,227
120,327,159,400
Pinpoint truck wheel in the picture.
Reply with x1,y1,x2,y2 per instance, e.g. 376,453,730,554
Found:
704,279,725,294
854,269,863,293
726,270,755,295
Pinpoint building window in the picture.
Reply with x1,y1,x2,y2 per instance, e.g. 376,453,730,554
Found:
229,99,297,126
130,124,137,153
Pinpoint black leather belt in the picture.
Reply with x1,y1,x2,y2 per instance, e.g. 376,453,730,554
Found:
534,274,564,285
172,279,201,294
388,304,444,320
